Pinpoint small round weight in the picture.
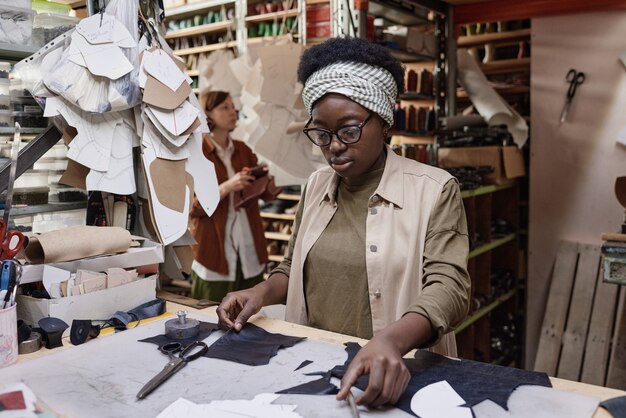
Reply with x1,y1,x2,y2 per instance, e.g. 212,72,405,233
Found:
19,331,42,355
164,311,200,340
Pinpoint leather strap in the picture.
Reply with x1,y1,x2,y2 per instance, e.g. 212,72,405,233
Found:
106,298,166,330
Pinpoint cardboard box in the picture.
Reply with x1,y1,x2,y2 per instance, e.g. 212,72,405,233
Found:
16,276,157,335
437,146,526,185
20,239,164,285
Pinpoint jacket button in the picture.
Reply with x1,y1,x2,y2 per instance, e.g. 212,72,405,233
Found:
371,195,380,203
374,290,381,298
370,208,378,215
370,245,377,252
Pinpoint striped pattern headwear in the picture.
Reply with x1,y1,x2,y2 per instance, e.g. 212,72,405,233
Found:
301,61,398,126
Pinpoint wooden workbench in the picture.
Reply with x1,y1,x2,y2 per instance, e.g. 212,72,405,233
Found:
10,303,626,418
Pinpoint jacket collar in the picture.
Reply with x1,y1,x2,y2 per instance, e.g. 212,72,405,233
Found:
320,145,405,209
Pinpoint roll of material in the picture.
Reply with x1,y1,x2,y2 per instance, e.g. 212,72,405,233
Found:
24,226,132,264
457,48,528,148
18,331,42,355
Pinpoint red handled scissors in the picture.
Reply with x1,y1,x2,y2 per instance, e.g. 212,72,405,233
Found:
0,219,25,260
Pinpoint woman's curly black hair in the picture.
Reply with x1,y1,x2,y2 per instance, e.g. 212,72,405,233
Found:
297,37,405,94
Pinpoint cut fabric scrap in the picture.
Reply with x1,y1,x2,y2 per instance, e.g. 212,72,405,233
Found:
472,385,600,418
157,395,304,418
411,381,472,418
205,323,305,366
600,395,626,418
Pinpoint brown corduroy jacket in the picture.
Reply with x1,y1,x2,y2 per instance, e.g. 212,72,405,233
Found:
189,134,273,275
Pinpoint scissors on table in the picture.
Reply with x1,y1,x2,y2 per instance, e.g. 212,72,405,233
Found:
560,68,585,123
137,341,208,399
0,219,25,261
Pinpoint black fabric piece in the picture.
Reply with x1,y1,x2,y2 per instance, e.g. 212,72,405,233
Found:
138,321,218,347
276,371,339,395
205,323,305,366
294,360,313,371
341,349,552,414
281,342,551,416
600,396,626,418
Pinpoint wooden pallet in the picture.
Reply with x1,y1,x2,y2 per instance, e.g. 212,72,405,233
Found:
534,240,625,389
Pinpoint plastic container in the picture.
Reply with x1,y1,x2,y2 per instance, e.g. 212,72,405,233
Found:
32,13,78,48
0,5,35,45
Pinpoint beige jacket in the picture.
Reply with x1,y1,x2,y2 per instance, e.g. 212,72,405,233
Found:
284,148,470,357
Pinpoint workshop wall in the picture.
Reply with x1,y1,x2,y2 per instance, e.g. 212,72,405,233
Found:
527,11,626,367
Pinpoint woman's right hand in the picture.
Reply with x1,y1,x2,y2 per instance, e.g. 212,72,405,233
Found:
217,286,265,331
227,171,255,192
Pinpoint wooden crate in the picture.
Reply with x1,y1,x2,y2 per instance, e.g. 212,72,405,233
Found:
534,240,624,389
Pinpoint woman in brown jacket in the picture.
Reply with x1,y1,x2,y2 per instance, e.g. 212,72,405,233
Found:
189,91,278,301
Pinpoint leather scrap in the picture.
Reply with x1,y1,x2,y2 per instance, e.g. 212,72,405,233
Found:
204,323,305,366
600,396,626,418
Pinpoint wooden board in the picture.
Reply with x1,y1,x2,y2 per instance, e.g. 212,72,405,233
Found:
580,266,620,386
606,288,626,389
557,245,601,380
534,241,579,375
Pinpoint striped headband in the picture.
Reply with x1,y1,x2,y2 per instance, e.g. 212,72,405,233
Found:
301,61,398,127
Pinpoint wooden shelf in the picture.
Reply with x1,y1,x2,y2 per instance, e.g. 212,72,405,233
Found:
390,135,434,146
0,127,47,135
455,288,516,334
457,85,529,99
8,202,87,217
469,233,516,259
186,69,199,77
306,0,329,4
261,212,295,221
399,92,434,101
480,57,530,75
460,181,515,199
165,0,236,19
265,231,291,241
386,48,434,63
268,254,285,262
277,193,301,201
457,28,531,47
165,20,234,40
0,43,37,60
248,34,299,44
174,40,238,56
245,10,299,23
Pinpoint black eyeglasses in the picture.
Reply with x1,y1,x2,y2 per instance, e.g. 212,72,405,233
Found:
303,112,373,147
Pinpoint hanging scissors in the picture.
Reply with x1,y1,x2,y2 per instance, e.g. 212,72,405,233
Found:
137,341,208,400
0,220,25,260
560,68,585,123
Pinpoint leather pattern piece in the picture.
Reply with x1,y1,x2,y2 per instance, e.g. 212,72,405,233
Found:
276,371,339,395
204,323,305,366
600,396,626,418
339,348,552,414
282,342,551,415
294,360,313,371
138,321,218,347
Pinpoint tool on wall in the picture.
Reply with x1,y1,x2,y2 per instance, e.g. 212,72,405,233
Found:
559,69,585,123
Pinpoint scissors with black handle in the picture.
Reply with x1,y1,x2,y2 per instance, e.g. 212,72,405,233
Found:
137,340,208,400
560,69,585,123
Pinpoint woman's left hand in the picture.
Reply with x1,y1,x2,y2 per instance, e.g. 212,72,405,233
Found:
336,335,411,408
